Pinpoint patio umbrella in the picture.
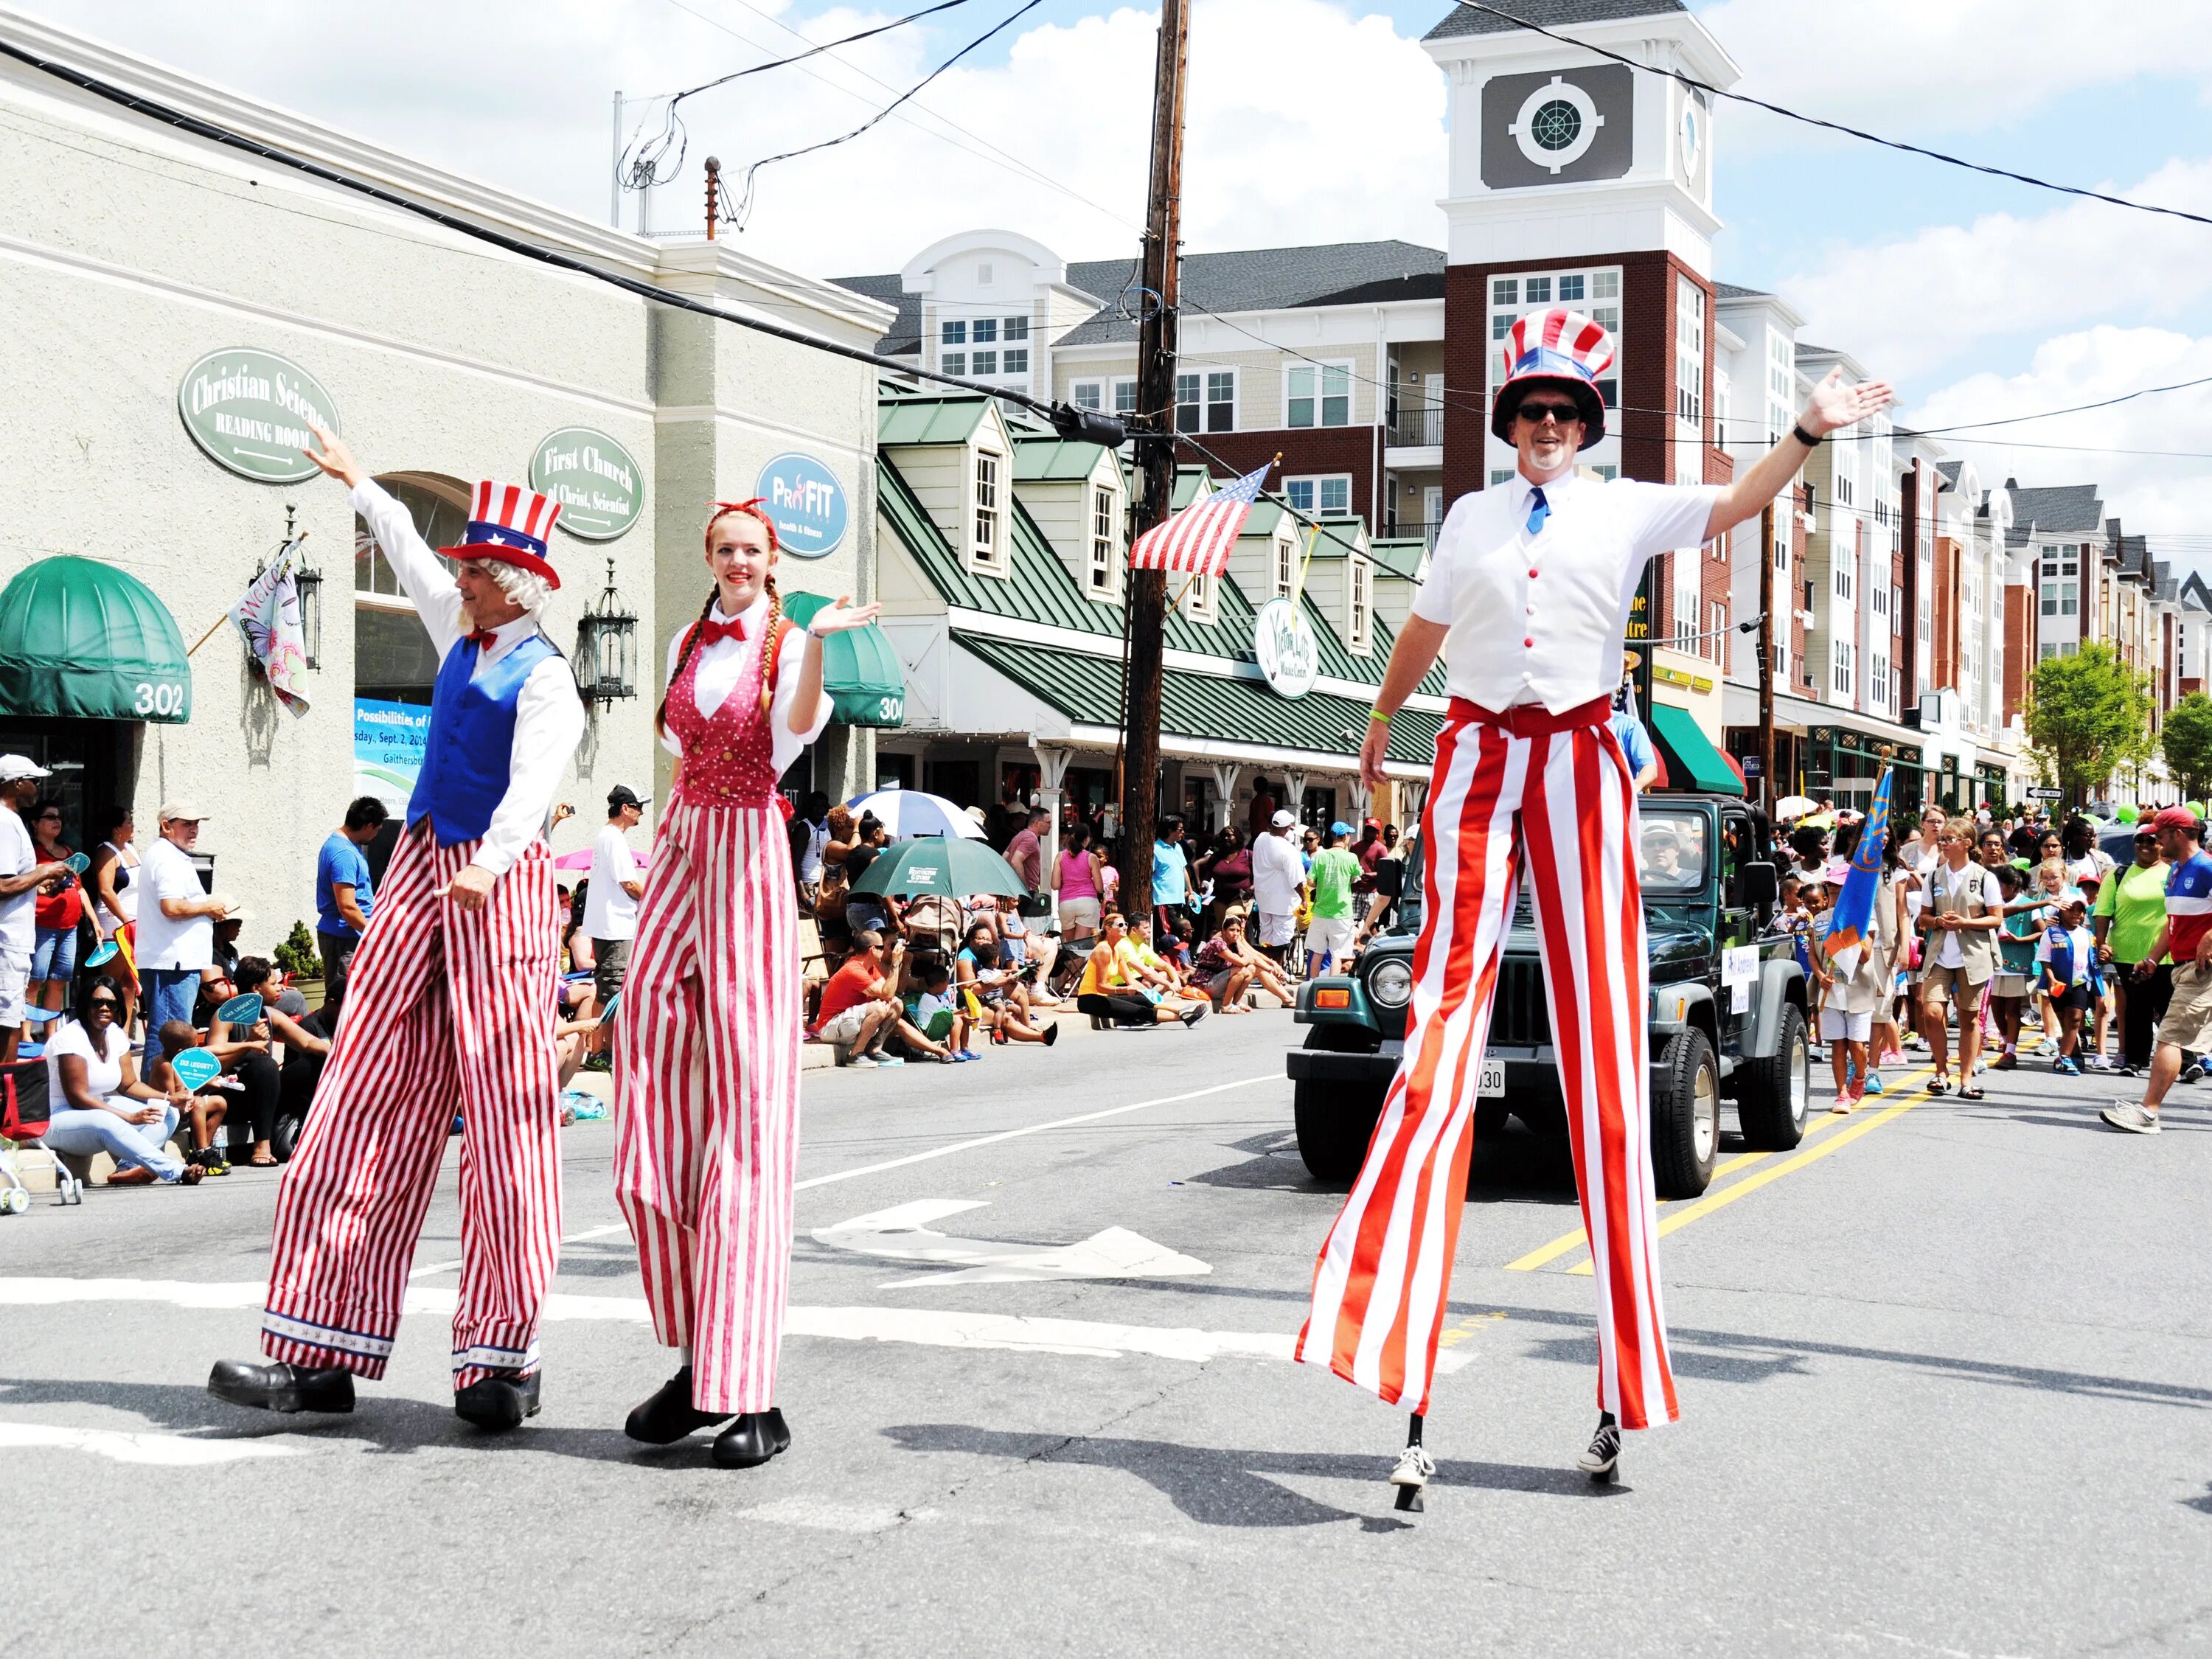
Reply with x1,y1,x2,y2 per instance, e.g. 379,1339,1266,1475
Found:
1773,795,1818,821
847,836,1024,902
846,788,986,841
553,846,654,872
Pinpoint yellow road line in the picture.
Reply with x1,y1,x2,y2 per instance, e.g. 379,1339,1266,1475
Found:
1503,1062,1935,1274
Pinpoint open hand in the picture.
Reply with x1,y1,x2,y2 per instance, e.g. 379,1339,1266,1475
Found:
1802,366,1895,438
300,415,367,489
804,596,882,636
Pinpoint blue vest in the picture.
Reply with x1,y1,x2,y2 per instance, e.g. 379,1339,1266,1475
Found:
406,633,558,846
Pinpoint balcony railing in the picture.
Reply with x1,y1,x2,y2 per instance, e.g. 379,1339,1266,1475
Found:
1383,521,1442,549
1387,404,1444,448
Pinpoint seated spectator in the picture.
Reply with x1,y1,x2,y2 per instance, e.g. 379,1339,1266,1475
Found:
990,895,1061,1008
842,815,894,937
897,957,964,1062
41,973,201,1186
1197,912,1294,1010
957,919,1058,1047
191,957,284,1171
1126,916,1205,1004
810,930,907,1068
1076,914,1206,1029
275,981,340,1155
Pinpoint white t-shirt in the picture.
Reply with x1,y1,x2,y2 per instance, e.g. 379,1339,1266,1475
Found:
2036,923,2097,989
1925,860,2000,973
46,1016,129,1105
0,804,34,958
1251,830,1307,917
582,824,641,942
136,835,213,972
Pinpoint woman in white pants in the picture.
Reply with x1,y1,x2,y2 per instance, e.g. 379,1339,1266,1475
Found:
42,973,199,1186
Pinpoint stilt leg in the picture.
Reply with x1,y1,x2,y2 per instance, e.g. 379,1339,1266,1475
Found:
1389,1411,1433,1512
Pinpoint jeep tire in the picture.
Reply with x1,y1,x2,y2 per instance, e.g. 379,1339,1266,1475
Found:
1295,1080,1385,1183
1735,1001,1810,1151
1651,1027,1720,1200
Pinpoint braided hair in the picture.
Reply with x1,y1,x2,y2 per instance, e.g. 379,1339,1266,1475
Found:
656,499,787,740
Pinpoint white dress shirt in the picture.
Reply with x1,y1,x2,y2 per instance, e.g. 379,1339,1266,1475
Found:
1411,472,1719,713
658,594,831,776
582,823,641,941
351,480,586,878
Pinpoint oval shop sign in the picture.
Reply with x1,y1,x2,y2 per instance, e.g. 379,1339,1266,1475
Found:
529,426,644,541
177,348,341,485
757,453,849,559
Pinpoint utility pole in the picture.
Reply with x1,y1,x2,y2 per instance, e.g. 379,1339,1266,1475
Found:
1758,501,1776,812
1119,0,1189,919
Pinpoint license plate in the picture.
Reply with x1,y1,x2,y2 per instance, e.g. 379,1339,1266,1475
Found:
1478,1058,1506,1098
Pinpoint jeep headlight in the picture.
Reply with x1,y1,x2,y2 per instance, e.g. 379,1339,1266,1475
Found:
1367,959,1413,1010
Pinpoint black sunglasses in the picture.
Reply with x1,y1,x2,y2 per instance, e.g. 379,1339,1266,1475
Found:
1515,401,1582,425
88,996,119,1009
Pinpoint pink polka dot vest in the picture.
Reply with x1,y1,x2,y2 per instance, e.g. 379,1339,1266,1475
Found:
667,619,789,808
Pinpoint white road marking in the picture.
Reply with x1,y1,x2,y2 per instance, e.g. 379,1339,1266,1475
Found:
813,1199,1213,1287
405,1074,1275,1279
0,1422,297,1465
1,1276,1476,1375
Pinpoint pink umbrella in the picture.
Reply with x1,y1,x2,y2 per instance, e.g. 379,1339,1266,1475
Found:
554,847,653,872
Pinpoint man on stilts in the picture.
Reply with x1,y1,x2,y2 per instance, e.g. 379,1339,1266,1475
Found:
1296,305,1890,1503
209,419,585,1431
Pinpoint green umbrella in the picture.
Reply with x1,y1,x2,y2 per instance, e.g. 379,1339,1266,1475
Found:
849,835,1026,902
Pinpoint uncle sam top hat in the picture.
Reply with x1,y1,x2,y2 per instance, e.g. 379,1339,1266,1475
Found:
439,480,564,588
1490,305,1615,451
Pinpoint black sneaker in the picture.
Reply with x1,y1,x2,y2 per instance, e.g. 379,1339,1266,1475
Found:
1576,1411,1621,1482
196,1144,231,1177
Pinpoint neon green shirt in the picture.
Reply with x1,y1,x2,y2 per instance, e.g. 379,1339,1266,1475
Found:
1308,847,1360,920
2093,858,2171,963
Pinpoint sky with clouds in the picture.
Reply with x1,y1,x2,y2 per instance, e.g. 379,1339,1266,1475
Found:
21,0,2212,546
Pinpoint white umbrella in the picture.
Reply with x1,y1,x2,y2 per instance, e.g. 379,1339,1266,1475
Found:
846,788,987,841
1773,795,1818,821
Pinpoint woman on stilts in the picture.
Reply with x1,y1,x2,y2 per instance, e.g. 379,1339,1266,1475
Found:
613,498,878,1467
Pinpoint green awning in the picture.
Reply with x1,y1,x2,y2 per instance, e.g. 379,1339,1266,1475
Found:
0,556,192,723
1649,702,1743,797
781,591,905,728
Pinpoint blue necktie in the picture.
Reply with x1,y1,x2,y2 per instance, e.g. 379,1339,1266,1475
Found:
1526,485,1549,537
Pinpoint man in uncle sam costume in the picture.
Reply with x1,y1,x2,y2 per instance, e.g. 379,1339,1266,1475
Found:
1299,305,1891,1504
211,419,585,1433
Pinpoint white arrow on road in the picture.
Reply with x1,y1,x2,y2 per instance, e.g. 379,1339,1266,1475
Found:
812,1200,1213,1288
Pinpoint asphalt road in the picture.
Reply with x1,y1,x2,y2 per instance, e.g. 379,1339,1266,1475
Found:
7,1011,2210,1658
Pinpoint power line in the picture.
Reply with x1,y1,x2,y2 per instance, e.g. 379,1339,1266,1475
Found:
660,0,1140,232
622,0,981,191
1449,0,2212,231
726,0,1051,232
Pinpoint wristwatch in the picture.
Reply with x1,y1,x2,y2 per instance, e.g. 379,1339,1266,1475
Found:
1791,422,1821,448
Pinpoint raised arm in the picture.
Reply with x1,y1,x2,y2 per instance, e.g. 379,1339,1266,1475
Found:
1705,368,1896,543
301,417,464,654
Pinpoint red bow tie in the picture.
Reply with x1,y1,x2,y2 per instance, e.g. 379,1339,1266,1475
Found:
466,628,499,652
699,614,747,646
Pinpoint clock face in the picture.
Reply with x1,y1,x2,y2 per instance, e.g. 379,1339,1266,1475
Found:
1531,98,1582,153
1680,104,1702,174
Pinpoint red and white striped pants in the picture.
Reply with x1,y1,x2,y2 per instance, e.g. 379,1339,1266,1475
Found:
613,799,801,1415
1298,700,1677,1427
261,822,563,1391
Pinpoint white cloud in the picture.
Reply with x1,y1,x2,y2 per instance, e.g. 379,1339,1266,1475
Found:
19,0,1445,274
1906,326,2212,544
1698,0,2212,138
1779,157,2212,383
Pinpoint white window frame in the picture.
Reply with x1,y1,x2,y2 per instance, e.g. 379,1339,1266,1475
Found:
1183,568,1217,623
1071,379,1103,412
1113,377,1138,417
1272,532,1295,599
1175,367,1238,434
1349,555,1373,653
1088,482,1119,601
1284,361,1352,429
970,445,1005,574
1675,276,1704,430
1285,474,1353,518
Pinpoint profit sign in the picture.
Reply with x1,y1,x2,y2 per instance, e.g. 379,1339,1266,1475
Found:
529,427,644,540
178,349,341,484
756,453,849,558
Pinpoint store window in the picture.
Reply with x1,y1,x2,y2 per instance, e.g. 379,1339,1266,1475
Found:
355,473,466,704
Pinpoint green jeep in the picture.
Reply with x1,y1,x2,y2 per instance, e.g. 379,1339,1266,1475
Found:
1287,794,1811,1198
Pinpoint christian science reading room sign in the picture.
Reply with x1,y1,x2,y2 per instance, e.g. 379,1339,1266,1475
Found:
757,452,849,558
178,349,340,484
529,427,644,540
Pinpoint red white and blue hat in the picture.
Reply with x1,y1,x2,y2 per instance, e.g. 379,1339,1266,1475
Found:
1491,306,1615,451
439,480,563,588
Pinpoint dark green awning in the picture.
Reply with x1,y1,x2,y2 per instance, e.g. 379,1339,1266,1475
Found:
781,591,905,728
1649,702,1742,797
0,556,192,723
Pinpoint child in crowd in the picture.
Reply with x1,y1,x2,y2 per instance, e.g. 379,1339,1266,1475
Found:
2037,893,2098,1077
1987,863,2041,1071
148,1018,229,1174
900,957,967,1063
1811,882,1880,1112
2077,873,2112,1068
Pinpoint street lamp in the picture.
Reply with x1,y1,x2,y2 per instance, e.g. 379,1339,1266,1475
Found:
575,556,639,703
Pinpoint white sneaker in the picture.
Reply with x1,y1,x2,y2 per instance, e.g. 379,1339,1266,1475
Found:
1388,1442,1435,1491
2034,1038,2059,1058
844,1053,879,1068
2101,1100,2160,1134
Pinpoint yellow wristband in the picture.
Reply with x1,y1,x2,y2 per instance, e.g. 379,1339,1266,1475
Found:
1368,706,1392,725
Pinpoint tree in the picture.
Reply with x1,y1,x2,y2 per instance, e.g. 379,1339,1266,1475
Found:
2021,643,2153,804
2163,691,2212,800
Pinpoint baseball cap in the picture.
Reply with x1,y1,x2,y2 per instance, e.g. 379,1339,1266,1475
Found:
0,754,51,782
159,801,209,823
2153,806,2203,835
607,784,649,812
1329,821,1353,837
1270,809,1297,830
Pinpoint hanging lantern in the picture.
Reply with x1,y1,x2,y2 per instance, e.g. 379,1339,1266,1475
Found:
293,560,324,669
575,556,638,703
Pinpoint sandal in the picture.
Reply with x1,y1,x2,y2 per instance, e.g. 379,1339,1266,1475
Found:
1928,1076,1950,1094
1959,1085,1984,1100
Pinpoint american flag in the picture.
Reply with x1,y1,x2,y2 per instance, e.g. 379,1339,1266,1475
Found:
1129,463,1270,576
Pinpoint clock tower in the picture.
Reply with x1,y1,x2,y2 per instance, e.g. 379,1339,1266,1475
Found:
1424,1,1741,502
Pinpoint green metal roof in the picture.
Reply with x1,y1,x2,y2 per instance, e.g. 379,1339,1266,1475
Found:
1172,465,1214,510
953,632,1445,769
1012,437,1110,482
877,393,995,447
1368,538,1427,581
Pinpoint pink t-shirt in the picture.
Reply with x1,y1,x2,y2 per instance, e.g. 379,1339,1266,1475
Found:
1058,849,1099,900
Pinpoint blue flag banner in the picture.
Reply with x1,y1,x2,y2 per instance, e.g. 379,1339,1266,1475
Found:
1824,765,1893,960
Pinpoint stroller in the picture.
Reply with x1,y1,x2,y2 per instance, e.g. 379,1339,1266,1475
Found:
2,1052,83,1211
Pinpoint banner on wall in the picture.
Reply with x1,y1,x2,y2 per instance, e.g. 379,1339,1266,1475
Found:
353,698,431,814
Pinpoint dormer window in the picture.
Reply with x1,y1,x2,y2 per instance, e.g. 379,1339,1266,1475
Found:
1273,535,1295,599
972,448,1004,574
1184,569,1216,623
1349,555,1373,653
1088,484,1119,600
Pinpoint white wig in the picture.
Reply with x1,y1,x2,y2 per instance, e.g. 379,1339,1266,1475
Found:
484,560,554,617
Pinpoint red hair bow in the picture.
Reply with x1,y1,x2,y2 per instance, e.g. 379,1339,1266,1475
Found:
705,498,779,553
